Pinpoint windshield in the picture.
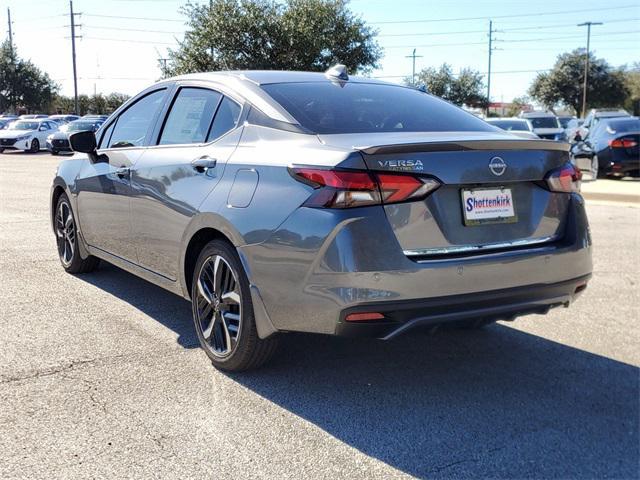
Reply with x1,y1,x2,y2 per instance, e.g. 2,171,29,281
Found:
261,82,495,135
67,121,98,132
489,120,530,131
528,117,559,129
12,121,38,130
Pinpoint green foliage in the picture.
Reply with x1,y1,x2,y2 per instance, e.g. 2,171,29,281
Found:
528,49,629,117
0,41,58,113
621,62,640,115
410,64,488,108
52,93,130,115
162,0,382,76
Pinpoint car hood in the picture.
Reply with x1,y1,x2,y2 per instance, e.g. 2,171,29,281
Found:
317,130,567,153
0,129,35,138
531,127,563,135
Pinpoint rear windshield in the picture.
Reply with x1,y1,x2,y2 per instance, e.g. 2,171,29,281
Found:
261,82,495,134
67,121,99,131
488,120,530,131
605,118,640,134
527,117,559,129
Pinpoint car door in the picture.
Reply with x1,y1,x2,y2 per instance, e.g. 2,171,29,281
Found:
130,85,243,280
36,121,53,144
76,88,169,263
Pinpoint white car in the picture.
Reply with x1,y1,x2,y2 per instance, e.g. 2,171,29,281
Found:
519,111,567,141
0,119,59,153
486,118,539,139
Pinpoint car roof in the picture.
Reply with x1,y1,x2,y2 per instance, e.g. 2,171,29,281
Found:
520,111,555,117
172,70,392,86
487,117,528,121
594,110,630,118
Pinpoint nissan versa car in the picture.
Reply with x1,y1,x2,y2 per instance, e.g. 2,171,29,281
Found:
47,118,105,155
51,67,592,371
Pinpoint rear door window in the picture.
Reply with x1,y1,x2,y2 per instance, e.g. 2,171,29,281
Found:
159,87,222,145
207,97,242,141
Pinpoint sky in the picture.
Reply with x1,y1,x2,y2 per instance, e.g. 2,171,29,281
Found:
3,0,639,103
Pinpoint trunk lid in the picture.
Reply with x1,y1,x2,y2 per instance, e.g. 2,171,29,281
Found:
321,132,571,258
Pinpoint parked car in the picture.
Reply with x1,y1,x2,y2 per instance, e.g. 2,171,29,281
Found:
0,119,12,130
571,116,640,179
519,111,566,141
51,67,592,371
486,118,539,139
49,114,81,125
18,114,49,120
46,118,105,155
0,119,58,153
0,114,19,121
565,118,585,143
557,115,575,129
82,114,108,121
579,108,630,139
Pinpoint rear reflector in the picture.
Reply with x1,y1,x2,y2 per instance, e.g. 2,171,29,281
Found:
545,163,582,193
345,312,385,322
290,167,440,209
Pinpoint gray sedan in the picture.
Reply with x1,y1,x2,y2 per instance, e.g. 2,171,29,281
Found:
51,67,592,371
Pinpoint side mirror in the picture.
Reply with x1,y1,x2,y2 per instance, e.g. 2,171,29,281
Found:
69,130,104,162
39,126,47,131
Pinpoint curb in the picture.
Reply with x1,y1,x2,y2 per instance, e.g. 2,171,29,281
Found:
581,192,640,204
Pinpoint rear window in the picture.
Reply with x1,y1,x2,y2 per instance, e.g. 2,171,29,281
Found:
605,118,640,134
527,117,559,129
489,120,530,131
261,82,494,135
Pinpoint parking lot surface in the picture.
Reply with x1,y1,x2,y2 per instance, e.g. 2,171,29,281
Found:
1,152,638,479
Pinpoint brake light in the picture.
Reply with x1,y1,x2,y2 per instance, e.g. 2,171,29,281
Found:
609,138,638,148
545,163,582,193
290,168,440,208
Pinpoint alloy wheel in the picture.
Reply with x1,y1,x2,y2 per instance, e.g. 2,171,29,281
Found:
55,200,76,267
194,255,242,358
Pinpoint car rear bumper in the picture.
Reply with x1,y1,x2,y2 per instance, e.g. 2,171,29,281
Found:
335,274,589,338
240,193,592,338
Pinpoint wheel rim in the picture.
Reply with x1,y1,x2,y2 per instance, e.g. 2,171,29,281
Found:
195,255,242,358
55,201,75,267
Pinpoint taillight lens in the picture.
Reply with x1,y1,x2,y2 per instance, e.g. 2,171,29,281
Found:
609,138,638,148
545,163,582,193
290,168,440,208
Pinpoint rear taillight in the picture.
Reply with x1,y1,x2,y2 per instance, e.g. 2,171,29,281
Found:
609,138,638,148
545,163,582,193
290,168,440,208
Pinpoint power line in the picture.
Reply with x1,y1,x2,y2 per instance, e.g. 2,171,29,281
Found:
82,36,176,45
370,4,638,24
83,24,183,34
83,13,184,22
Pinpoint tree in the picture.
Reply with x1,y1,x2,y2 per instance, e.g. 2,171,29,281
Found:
505,96,531,117
162,0,382,76
621,62,640,115
51,93,130,115
0,41,58,113
529,49,628,116
410,64,488,108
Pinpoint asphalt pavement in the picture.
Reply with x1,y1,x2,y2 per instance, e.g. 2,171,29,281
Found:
1,152,638,479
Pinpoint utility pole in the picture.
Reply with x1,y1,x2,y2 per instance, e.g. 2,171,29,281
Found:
7,7,15,112
69,0,82,115
578,21,603,118
405,48,423,86
486,20,499,116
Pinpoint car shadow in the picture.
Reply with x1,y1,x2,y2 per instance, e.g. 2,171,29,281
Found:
78,262,638,478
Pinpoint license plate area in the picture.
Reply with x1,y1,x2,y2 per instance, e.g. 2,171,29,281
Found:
461,187,517,226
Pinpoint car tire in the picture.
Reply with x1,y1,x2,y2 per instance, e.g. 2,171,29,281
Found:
51,150,59,156
29,138,40,153
0,148,4,154
191,239,278,372
55,193,100,273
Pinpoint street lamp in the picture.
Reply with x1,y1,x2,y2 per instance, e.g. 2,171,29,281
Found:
577,21,603,118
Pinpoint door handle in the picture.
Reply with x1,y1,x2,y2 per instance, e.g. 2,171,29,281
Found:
115,166,130,178
192,156,217,172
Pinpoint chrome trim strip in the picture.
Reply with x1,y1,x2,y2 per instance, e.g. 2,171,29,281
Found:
403,235,558,258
